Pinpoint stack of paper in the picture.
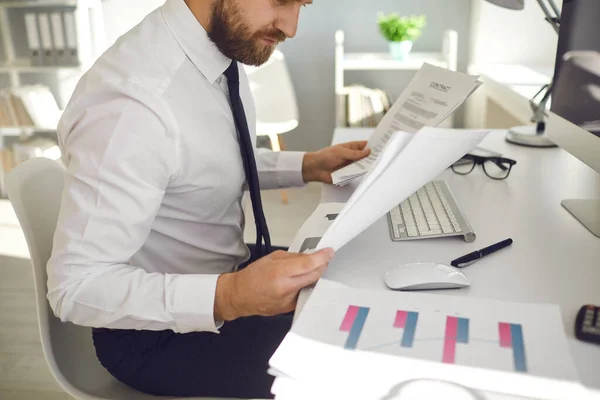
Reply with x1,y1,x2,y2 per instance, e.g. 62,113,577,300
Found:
332,63,483,187
269,285,588,400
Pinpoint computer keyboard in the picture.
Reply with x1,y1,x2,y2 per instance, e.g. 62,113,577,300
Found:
387,181,476,243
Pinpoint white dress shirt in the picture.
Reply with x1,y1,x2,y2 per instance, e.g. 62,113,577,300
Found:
47,0,306,334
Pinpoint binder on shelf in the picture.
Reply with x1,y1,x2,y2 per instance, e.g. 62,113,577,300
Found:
63,11,79,66
37,13,55,66
337,85,392,128
50,12,67,66
24,13,43,67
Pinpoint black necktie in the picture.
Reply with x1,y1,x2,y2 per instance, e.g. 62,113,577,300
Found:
224,61,272,256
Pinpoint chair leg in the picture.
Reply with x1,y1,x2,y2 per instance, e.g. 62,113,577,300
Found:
278,134,287,151
268,133,281,152
267,133,288,205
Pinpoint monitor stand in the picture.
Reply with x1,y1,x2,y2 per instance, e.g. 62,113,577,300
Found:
562,199,600,238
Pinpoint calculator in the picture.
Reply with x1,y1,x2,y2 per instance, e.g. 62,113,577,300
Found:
575,305,600,345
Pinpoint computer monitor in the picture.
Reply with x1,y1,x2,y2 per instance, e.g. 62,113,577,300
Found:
545,0,600,238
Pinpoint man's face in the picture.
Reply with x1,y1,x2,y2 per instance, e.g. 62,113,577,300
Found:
208,0,312,66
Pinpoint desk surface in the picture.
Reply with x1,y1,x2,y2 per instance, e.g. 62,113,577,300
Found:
321,128,600,392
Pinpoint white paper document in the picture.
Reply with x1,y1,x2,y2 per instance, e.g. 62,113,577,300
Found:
318,127,489,252
332,63,483,186
270,286,587,400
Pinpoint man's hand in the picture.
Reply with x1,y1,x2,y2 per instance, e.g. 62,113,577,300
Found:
214,248,334,321
302,141,370,184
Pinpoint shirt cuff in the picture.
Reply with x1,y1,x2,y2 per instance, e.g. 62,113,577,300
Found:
256,150,306,189
276,151,306,188
166,273,221,334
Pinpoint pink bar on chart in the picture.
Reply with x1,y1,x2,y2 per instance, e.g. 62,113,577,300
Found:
340,306,359,332
499,322,512,348
443,316,458,364
394,311,408,328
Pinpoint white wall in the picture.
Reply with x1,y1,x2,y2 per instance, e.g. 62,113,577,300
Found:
101,0,166,47
470,0,561,67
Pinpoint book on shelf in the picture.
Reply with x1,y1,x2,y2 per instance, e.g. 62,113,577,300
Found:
0,85,61,129
336,85,392,128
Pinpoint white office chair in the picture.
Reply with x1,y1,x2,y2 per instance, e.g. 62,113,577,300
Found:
245,50,300,204
5,157,243,400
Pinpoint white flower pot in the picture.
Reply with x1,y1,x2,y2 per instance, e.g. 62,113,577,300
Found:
389,40,413,60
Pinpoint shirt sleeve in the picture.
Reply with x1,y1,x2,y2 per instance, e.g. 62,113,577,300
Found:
47,83,222,334
255,148,306,190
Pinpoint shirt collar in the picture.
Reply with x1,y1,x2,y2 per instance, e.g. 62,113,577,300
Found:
161,0,232,84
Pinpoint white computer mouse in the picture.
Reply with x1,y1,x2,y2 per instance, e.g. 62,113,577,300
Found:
384,262,471,291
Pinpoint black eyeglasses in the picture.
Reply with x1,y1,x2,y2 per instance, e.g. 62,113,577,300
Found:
451,154,517,180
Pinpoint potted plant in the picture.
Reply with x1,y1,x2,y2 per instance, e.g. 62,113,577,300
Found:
377,13,426,60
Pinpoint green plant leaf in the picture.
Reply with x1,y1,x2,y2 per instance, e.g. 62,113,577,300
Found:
377,13,427,42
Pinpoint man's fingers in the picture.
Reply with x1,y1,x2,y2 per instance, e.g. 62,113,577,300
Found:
341,140,368,151
290,264,328,289
285,248,334,277
267,250,297,260
341,147,370,161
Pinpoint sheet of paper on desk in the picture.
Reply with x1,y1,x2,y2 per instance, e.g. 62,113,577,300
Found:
318,127,490,251
332,63,483,186
269,286,586,400
288,202,346,254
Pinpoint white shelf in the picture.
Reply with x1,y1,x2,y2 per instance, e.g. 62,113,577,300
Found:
334,29,459,128
0,0,105,105
0,126,57,135
0,60,81,73
342,52,449,71
0,0,90,9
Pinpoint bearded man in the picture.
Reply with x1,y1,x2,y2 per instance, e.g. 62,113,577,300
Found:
47,0,370,398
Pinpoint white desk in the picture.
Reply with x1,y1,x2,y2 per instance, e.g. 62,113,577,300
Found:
318,128,600,393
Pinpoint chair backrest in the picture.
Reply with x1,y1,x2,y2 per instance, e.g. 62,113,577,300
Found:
5,157,156,400
245,50,299,135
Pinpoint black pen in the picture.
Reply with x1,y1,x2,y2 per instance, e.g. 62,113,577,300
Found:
451,238,514,268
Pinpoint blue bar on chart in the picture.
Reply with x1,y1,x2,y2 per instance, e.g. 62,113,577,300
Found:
394,310,419,348
340,305,370,350
456,317,470,344
511,324,527,372
499,322,528,373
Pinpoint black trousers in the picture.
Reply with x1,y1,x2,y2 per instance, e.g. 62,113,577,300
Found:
92,245,290,399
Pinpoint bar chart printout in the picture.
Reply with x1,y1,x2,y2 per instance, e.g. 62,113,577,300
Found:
340,306,370,350
338,306,529,374
499,322,527,372
394,310,419,348
443,316,470,364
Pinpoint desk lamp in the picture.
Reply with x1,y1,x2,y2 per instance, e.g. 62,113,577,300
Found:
483,0,561,148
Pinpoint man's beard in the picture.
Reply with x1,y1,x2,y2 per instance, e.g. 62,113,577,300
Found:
207,0,286,66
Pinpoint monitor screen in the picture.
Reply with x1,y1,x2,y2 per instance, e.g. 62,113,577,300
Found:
550,0,600,137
